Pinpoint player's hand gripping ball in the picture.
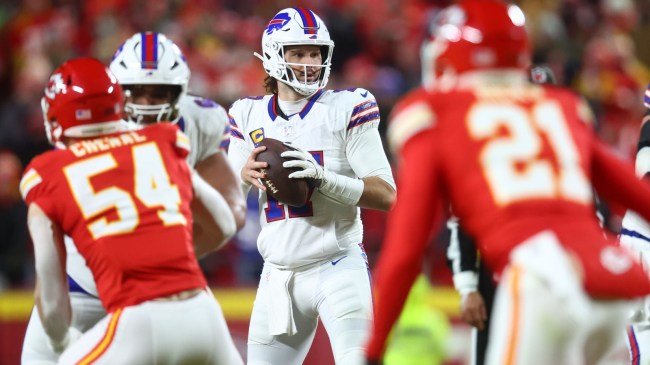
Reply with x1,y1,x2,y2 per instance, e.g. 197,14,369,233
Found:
255,138,310,207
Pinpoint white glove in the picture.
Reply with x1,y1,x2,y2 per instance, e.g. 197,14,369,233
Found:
281,149,324,186
281,148,364,206
47,326,83,354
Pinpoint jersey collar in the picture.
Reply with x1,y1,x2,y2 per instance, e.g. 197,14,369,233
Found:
267,89,324,121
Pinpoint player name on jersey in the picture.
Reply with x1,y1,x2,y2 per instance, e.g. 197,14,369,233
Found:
69,131,147,157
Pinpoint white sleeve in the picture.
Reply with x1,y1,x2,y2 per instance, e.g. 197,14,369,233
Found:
226,130,253,197
181,95,228,165
446,218,478,296
347,128,396,190
191,169,236,243
635,118,650,177
225,101,253,196
27,203,73,353
195,106,227,162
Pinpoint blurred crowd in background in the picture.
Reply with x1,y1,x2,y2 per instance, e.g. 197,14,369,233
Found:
1,0,650,290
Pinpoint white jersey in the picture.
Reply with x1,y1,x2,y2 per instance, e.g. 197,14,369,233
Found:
621,106,650,253
228,88,388,268
621,211,650,243
66,94,230,296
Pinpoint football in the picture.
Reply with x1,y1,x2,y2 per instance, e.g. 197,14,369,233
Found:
255,138,310,207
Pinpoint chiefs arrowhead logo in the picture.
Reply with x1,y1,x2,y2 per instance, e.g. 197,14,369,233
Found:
44,73,66,100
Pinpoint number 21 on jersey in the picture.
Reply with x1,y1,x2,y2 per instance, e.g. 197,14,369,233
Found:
468,101,592,206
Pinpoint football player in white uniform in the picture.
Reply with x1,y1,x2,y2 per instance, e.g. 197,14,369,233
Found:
620,83,650,365
21,32,246,365
227,7,396,365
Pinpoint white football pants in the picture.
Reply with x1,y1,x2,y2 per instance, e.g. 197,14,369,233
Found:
58,290,243,365
247,244,373,365
486,231,632,365
22,292,106,365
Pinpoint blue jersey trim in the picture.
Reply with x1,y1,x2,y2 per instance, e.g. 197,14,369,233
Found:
177,116,186,132
67,275,97,297
299,89,324,119
620,228,650,244
267,95,279,121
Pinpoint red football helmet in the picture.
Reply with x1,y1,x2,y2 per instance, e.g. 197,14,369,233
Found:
421,0,530,87
41,58,124,147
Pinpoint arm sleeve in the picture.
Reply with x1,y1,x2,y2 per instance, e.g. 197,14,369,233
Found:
445,217,479,295
347,128,396,190
591,139,650,221
28,203,71,351
366,129,443,360
226,108,253,197
191,169,236,243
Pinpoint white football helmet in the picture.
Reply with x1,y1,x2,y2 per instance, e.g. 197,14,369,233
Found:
255,8,334,96
109,32,190,124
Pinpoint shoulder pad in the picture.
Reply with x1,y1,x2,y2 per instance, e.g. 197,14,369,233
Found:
325,87,376,107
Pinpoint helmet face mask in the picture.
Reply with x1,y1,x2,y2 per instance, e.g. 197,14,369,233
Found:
110,32,190,124
281,45,329,92
421,0,530,89
42,58,124,148
256,8,334,96
122,84,182,125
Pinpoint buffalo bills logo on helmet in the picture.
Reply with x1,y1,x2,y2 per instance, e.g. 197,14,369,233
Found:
266,12,291,35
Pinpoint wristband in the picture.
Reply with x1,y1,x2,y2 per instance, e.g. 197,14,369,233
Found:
453,271,478,297
319,169,365,206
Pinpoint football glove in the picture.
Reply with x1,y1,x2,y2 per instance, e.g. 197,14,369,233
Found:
281,149,324,187
281,148,364,206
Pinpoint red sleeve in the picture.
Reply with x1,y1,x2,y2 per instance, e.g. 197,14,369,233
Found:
366,129,443,360
591,139,650,221
20,158,61,225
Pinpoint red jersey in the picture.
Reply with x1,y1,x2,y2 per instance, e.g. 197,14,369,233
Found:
368,83,650,359
21,123,206,312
